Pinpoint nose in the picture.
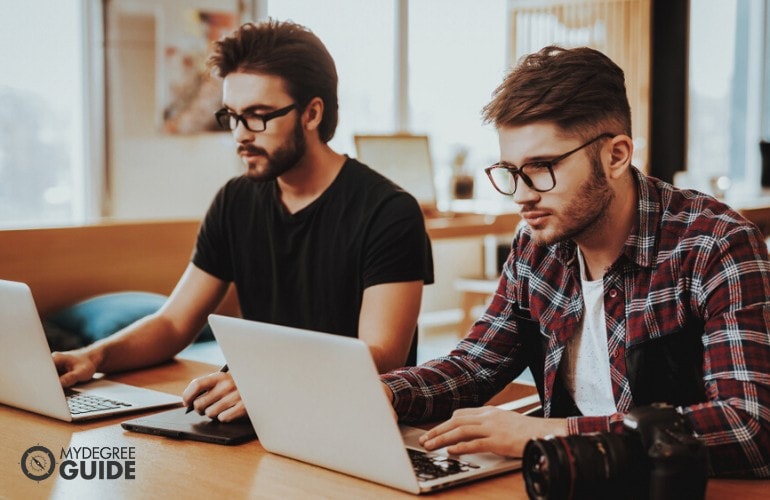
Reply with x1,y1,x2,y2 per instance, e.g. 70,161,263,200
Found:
511,180,541,205
232,120,254,143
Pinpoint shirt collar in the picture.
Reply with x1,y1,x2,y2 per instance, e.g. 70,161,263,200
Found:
624,166,659,269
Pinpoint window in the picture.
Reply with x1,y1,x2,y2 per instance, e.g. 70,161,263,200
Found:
506,0,651,173
686,0,769,198
266,0,654,211
408,0,508,208
0,1,97,228
265,0,396,157
265,0,510,209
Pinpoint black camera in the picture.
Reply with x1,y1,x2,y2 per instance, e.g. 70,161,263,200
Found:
522,403,708,500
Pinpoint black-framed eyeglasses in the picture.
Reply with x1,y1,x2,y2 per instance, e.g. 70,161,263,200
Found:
484,133,614,195
214,103,297,133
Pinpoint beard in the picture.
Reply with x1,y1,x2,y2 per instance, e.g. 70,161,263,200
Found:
530,156,614,246
239,117,307,182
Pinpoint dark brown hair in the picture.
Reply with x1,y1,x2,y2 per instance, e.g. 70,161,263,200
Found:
482,46,631,140
209,20,339,143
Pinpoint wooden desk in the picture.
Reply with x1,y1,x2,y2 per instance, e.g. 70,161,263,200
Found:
739,205,770,239
1,360,766,499
425,212,520,240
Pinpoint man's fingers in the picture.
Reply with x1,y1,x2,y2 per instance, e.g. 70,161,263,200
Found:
59,372,78,388
215,401,247,422
446,436,497,456
182,371,232,406
203,394,240,420
422,424,486,451
419,408,486,443
200,384,241,419
53,355,94,388
181,377,209,406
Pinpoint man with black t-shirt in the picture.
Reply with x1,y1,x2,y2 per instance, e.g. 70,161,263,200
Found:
54,20,434,422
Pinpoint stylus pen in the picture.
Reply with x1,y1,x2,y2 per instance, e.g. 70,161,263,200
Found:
185,364,229,414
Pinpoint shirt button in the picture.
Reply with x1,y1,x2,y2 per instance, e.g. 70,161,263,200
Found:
609,289,618,298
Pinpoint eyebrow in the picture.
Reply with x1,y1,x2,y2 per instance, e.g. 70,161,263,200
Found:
498,154,561,167
221,103,276,114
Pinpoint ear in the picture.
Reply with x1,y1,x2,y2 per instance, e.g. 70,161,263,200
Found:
302,97,324,132
606,134,633,180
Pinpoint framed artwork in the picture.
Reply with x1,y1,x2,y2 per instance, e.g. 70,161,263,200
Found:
159,6,244,134
106,0,253,134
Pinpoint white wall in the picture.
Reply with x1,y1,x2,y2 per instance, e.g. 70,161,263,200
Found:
105,0,241,220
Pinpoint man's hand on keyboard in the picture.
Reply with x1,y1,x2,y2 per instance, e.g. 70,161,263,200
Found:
53,351,97,388
418,406,568,458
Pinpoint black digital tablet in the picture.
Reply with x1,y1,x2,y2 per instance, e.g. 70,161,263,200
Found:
121,407,257,445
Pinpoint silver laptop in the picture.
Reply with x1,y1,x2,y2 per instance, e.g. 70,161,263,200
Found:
0,279,181,421
208,314,521,494
354,134,440,215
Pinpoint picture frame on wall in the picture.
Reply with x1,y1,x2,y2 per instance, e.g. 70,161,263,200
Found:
106,0,254,135
158,4,245,134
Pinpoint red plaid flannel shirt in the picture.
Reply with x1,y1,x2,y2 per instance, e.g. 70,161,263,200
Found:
383,168,770,477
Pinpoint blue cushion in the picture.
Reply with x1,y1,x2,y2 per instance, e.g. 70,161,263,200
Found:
48,291,216,345
48,292,167,344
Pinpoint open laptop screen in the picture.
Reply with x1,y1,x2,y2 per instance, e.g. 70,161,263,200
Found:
354,134,436,211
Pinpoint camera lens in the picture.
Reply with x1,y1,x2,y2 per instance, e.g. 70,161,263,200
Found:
523,434,645,500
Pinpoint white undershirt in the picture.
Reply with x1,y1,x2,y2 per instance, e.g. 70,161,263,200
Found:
561,249,617,416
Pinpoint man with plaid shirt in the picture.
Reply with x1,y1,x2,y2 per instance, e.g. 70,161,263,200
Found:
382,45,770,478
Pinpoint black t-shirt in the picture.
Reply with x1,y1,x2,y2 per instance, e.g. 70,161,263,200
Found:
193,157,434,338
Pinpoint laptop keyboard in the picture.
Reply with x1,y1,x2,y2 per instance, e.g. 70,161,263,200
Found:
65,389,133,415
408,448,480,481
